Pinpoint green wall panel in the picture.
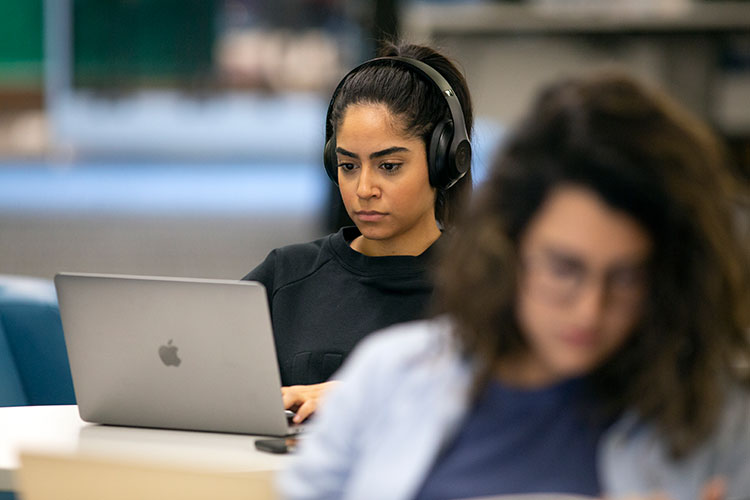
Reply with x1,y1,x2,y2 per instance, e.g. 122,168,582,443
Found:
0,0,43,86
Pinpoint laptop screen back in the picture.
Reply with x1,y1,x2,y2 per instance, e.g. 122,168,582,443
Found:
55,272,290,436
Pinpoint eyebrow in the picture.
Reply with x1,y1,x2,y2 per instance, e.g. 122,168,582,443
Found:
539,248,585,271
543,246,650,270
336,146,410,160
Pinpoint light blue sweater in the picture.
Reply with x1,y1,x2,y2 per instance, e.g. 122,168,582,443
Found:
279,319,750,500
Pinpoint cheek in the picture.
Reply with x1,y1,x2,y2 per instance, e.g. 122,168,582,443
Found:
338,179,357,206
602,307,642,348
396,173,436,209
515,286,557,344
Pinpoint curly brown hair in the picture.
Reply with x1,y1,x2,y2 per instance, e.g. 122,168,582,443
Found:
435,70,750,458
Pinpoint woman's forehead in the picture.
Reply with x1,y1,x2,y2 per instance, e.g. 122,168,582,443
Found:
337,103,420,145
521,185,653,266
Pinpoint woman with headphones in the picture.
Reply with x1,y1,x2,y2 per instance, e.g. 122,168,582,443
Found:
242,42,474,423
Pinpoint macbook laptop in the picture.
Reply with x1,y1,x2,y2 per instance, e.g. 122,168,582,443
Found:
54,272,301,437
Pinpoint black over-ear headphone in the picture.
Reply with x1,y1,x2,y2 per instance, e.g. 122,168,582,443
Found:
323,56,471,190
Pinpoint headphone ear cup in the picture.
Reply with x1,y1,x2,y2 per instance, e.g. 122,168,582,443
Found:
428,119,453,189
323,136,338,185
448,138,472,188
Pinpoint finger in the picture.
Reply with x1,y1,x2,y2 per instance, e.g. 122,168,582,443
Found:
293,399,318,424
281,387,302,410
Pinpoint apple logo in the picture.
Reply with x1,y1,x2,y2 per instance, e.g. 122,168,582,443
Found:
158,339,181,367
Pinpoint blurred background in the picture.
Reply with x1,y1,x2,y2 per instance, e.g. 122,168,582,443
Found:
1,0,748,281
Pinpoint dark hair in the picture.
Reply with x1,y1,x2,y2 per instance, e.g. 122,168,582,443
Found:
327,42,474,229
436,70,750,458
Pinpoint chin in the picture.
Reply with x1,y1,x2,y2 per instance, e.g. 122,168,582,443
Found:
552,358,601,380
356,226,392,241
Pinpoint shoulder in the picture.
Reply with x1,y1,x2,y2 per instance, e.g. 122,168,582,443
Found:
271,234,331,266
600,384,750,498
242,233,335,284
331,317,469,399
705,384,750,476
280,318,473,499
269,232,333,261
609,384,750,449
340,318,457,372
279,318,469,500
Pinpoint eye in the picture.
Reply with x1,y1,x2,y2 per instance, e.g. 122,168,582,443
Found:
338,162,357,172
547,256,581,279
380,162,402,174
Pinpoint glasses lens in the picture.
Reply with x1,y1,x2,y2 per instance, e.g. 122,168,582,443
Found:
524,255,582,303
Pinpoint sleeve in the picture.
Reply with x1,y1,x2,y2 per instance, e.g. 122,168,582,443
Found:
242,249,278,314
599,386,750,499
275,330,402,500
711,386,750,498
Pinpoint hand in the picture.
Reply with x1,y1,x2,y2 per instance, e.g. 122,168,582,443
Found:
608,477,726,500
281,381,339,424
700,477,726,500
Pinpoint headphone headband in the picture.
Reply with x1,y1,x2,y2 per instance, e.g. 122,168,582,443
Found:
324,55,471,189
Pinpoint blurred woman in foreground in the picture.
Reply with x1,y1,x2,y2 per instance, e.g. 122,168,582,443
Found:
280,71,750,500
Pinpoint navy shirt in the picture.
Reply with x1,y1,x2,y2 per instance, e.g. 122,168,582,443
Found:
414,377,609,499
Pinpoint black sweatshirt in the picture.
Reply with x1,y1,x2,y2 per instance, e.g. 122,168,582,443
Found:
242,226,438,386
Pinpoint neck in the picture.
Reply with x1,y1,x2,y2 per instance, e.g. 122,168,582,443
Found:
494,353,569,389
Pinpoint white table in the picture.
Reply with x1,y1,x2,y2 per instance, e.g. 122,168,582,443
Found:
0,405,292,492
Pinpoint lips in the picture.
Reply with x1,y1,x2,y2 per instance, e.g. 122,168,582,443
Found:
354,210,387,222
558,329,599,348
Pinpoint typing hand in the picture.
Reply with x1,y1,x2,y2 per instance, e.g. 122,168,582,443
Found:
281,381,339,424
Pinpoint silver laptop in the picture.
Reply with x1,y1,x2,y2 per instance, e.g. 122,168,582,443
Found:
54,272,301,437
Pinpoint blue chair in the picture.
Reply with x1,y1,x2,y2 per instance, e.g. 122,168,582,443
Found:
0,275,75,406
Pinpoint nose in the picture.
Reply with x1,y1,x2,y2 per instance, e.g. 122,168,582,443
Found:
572,279,607,330
356,166,380,199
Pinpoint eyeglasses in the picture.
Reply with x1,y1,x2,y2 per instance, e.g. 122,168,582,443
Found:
520,250,650,310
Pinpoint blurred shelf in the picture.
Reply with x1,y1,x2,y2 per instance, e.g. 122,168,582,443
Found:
0,88,43,111
405,1,750,38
